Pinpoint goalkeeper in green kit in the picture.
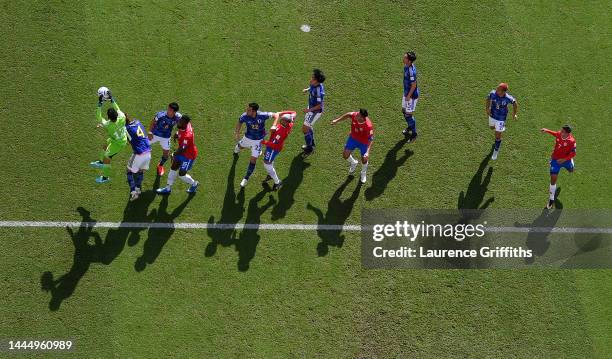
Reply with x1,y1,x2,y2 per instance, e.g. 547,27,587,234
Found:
90,89,127,183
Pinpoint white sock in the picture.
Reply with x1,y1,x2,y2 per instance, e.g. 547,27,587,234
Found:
549,184,556,200
167,170,178,186
234,144,240,154
361,162,368,174
264,163,280,184
180,174,195,185
348,155,358,164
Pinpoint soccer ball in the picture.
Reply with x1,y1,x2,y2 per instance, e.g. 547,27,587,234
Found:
97,86,110,100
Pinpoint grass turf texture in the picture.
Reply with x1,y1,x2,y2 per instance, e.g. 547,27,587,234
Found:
1,0,611,357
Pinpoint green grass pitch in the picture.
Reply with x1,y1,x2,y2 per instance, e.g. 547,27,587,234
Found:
1,0,611,357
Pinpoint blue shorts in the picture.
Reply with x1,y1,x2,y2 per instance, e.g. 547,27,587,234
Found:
550,159,574,175
344,136,368,156
263,147,280,163
175,154,195,171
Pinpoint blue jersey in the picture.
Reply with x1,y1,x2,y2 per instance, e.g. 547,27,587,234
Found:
126,120,151,154
152,110,181,138
239,111,274,140
403,64,419,98
488,90,516,121
308,83,325,113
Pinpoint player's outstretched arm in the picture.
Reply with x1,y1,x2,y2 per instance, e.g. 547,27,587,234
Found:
149,116,157,139
331,112,352,125
512,101,518,120
364,140,374,160
109,91,121,112
234,121,243,140
96,102,108,127
270,112,280,127
485,98,492,117
540,128,557,136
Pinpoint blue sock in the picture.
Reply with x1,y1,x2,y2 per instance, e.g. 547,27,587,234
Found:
304,129,314,148
135,171,144,188
159,156,168,166
407,115,417,136
494,139,502,151
310,129,315,147
245,162,256,180
126,171,136,192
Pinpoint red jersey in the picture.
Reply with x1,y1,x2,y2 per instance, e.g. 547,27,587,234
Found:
544,129,576,160
262,122,294,152
177,123,198,160
350,112,374,145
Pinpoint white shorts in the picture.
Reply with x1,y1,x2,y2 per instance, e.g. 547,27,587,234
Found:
488,117,506,132
238,136,262,158
303,112,322,128
127,152,151,173
402,97,418,113
149,135,171,151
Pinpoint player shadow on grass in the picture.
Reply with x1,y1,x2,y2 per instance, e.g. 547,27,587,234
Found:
41,207,125,311
118,174,161,247
205,156,246,257
307,176,362,256
41,176,161,310
560,233,610,268
271,154,311,220
134,193,195,272
365,138,413,201
516,189,564,264
457,148,495,210
235,186,276,271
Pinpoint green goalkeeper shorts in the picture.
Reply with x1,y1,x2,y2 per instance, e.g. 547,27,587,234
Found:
104,140,127,159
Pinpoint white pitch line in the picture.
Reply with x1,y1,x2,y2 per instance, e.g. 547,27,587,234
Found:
486,226,612,234
0,221,358,231
0,221,611,233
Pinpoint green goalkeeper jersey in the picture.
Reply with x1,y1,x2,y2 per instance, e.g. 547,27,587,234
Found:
96,100,127,144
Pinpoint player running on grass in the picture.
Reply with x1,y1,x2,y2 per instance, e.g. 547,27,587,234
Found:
301,69,326,156
486,83,518,160
402,51,419,142
90,91,127,184
233,103,280,188
331,108,374,184
156,115,200,195
540,125,576,209
261,111,297,191
148,102,181,176
125,114,152,201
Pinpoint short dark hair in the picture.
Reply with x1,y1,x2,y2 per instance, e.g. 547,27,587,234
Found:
248,102,259,112
359,108,369,117
406,51,417,62
182,114,191,123
562,124,572,133
313,68,326,83
107,108,118,121
168,102,179,112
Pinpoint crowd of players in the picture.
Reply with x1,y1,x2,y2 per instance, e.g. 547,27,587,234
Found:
90,51,576,208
